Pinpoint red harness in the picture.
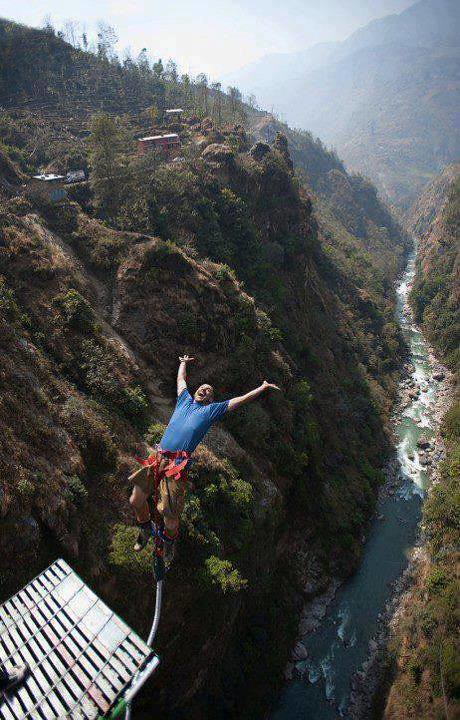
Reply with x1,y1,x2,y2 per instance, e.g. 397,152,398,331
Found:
136,448,191,561
137,448,191,480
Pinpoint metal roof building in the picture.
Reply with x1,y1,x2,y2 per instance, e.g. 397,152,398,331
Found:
138,134,180,155
32,174,65,182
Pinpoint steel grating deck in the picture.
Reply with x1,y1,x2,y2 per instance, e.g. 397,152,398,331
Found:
0,559,156,720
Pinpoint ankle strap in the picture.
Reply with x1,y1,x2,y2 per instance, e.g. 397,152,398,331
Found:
159,527,178,543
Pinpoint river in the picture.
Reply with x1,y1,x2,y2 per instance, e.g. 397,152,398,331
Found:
272,250,444,720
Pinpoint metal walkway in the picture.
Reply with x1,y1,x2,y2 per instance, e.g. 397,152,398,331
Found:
0,559,159,720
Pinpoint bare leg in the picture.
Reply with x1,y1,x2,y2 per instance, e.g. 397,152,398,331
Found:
129,484,150,524
157,475,183,539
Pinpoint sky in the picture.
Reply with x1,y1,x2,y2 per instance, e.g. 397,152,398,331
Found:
0,0,416,79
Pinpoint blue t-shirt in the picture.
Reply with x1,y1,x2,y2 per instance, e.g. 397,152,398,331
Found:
160,388,229,453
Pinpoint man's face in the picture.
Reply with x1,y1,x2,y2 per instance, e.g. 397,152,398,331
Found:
194,384,214,404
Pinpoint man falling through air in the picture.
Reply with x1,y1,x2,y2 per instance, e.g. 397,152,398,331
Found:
129,355,279,565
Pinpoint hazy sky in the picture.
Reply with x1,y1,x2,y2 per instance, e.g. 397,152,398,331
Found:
0,0,416,78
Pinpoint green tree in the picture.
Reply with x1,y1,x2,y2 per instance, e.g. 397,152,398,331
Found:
149,103,158,126
195,73,209,116
211,81,223,126
152,58,164,79
181,73,192,111
88,112,129,221
137,48,150,75
227,85,244,121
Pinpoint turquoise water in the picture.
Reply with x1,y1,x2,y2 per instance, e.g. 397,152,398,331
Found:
272,252,439,719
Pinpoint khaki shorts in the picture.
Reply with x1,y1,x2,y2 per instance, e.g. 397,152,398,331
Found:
130,453,188,522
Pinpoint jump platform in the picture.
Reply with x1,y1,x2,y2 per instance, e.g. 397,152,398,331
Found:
0,559,159,719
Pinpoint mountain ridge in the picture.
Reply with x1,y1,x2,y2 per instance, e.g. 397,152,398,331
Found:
224,0,458,92
224,0,460,208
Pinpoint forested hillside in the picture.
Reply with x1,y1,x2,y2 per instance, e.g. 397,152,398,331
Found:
0,16,248,122
226,0,460,208
410,165,460,372
409,164,460,374
0,18,410,718
252,115,407,294
384,167,459,719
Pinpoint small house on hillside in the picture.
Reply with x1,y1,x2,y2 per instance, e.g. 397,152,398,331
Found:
165,108,184,120
138,134,180,155
30,173,66,202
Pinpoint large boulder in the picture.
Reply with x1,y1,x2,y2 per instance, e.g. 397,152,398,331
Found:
200,117,213,133
201,143,234,166
274,132,294,173
249,142,271,161
417,436,431,450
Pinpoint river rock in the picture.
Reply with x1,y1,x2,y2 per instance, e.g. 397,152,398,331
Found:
417,436,430,449
433,371,445,381
292,641,309,661
299,581,340,636
408,453,414,461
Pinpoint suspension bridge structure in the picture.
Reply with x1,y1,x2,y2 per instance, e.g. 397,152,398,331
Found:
0,559,163,719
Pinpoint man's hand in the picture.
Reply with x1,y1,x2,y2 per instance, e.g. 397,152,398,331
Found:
228,380,282,412
177,355,195,395
262,380,281,391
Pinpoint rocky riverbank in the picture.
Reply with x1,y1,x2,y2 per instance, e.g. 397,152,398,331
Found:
346,348,453,720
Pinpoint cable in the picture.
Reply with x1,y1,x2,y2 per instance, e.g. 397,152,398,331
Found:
125,575,163,719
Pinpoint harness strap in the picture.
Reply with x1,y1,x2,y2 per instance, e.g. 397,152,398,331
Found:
137,449,191,481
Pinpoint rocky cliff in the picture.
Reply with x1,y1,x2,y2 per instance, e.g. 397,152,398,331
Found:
409,163,460,372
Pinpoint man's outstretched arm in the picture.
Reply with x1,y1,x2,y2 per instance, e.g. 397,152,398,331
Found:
177,354,194,395
227,380,280,412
